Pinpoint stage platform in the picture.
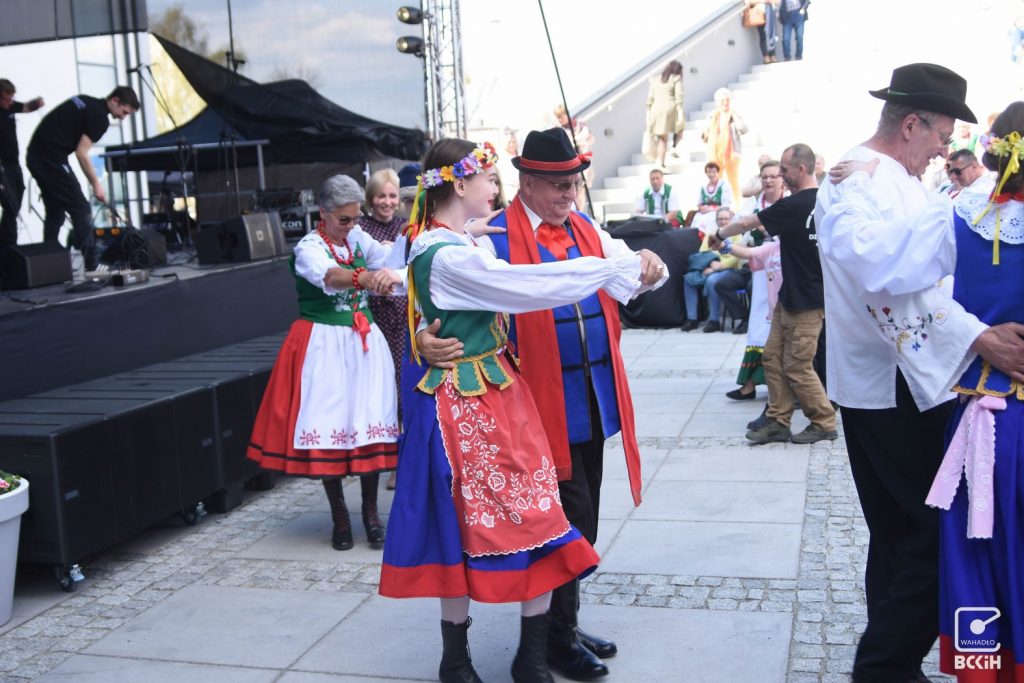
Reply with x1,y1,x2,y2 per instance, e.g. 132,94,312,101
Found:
0,255,299,403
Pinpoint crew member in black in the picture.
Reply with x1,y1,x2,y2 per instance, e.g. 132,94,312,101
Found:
0,79,44,249
26,86,138,269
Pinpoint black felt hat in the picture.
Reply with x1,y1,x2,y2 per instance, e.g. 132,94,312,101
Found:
511,127,592,175
869,63,977,123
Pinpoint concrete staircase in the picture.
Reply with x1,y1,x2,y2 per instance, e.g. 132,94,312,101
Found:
588,59,874,224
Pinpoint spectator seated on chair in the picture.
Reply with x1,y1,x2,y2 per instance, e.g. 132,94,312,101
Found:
687,161,734,235
681,207,744,332
635,168,681,223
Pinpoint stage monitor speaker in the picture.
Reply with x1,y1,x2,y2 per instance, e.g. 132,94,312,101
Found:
0,242,72,290
223,212,284,262
195,224,227,265
99,227,167,269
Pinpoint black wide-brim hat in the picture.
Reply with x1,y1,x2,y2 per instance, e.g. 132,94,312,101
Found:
869,63,977,123
511,127,592,175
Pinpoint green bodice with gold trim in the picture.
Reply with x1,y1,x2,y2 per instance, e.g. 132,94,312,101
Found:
290,242,374,327
412,242,514,396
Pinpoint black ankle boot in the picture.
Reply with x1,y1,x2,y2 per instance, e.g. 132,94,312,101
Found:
512,614,555,683
360,474,385,549
362,502,385,549
439,618,483,683
323,478,353,551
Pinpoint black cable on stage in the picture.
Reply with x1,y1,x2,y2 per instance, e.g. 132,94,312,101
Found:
537,0,595,218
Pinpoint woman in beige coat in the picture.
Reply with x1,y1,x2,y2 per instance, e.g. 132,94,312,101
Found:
646,60,684,168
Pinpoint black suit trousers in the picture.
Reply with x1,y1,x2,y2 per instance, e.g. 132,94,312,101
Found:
841,372,952,682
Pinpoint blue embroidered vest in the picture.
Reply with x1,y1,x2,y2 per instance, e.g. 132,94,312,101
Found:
489,211,622,444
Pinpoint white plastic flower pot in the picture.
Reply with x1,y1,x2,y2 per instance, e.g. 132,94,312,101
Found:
0,478,29,627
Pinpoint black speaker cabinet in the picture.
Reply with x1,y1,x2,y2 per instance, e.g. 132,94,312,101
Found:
0,242,72,290
195,224,226,265
224,212,284,262
99,227,167,268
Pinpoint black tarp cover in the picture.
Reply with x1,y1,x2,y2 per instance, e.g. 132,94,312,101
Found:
106,35,428,171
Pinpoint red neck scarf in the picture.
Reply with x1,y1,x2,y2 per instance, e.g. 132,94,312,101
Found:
505,196,643,506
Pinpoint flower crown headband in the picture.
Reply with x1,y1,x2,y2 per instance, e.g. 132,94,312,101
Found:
973,130,1024,265
418,142,499,189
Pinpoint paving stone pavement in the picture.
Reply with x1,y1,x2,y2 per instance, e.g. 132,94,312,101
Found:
1,328,953,682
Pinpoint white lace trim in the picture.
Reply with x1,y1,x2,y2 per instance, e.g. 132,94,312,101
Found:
954,191,1024,243
407,228,476,263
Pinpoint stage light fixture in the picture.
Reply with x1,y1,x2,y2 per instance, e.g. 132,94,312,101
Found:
397,6,423,24
396,36,424,56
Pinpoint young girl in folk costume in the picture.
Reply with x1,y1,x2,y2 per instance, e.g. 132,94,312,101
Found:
248,174,403,552
929,105,1024,682
378,139,646,683
690,161,735,233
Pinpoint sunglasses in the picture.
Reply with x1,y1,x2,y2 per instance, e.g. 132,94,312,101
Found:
946,166,968,178
329,212,364,227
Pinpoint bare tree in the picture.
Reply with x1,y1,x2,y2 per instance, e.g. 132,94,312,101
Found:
269,62,324,90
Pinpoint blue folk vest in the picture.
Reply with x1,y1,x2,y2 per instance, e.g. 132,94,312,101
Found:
489,211,622,444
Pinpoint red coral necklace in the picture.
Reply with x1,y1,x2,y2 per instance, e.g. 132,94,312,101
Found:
317,222,354,266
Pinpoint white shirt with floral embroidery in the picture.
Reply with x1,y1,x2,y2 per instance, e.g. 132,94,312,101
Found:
814,145,988,411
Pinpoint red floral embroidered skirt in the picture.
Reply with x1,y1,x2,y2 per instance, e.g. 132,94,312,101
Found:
380,355,598,602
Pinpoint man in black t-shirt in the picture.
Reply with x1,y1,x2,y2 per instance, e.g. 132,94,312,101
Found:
0,79,45,249
26,86,138,270
710,143,836,444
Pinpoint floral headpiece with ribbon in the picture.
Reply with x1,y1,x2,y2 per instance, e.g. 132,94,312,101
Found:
418,142,498,189
403,141,499,363
973,131,1024,264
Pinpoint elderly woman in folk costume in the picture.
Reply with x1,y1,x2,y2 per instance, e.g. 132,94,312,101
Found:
702,87,748,201
247,174,403,552
378,138,652,683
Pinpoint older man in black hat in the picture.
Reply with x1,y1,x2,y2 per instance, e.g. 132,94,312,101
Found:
816,63,1024,682
418,127,666,680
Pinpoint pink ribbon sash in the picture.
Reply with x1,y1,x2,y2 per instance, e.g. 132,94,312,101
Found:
925,395,1006,539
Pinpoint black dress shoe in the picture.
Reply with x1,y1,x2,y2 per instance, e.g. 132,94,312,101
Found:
576,627,617,659
681,320,698,332
726,387,756,401
703,320,721,333
733,322,748,334
548,634,609,680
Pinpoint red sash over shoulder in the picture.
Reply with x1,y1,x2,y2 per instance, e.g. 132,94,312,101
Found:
504,197,643,506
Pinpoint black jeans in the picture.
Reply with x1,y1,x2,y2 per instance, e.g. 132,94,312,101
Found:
841,372,952,682
0,160,24,249
26,154,96,261
549,389,604,634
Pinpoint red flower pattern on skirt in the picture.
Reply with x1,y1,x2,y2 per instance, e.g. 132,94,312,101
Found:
435,362,569,557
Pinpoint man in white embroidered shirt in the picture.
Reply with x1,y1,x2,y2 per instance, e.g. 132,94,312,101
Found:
815,63,1024,683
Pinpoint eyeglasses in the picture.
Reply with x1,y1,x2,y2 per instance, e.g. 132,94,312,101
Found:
760,173,781,181
329,212,363,227
533,175,584,194
946,165,968,178
917,116,954,148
